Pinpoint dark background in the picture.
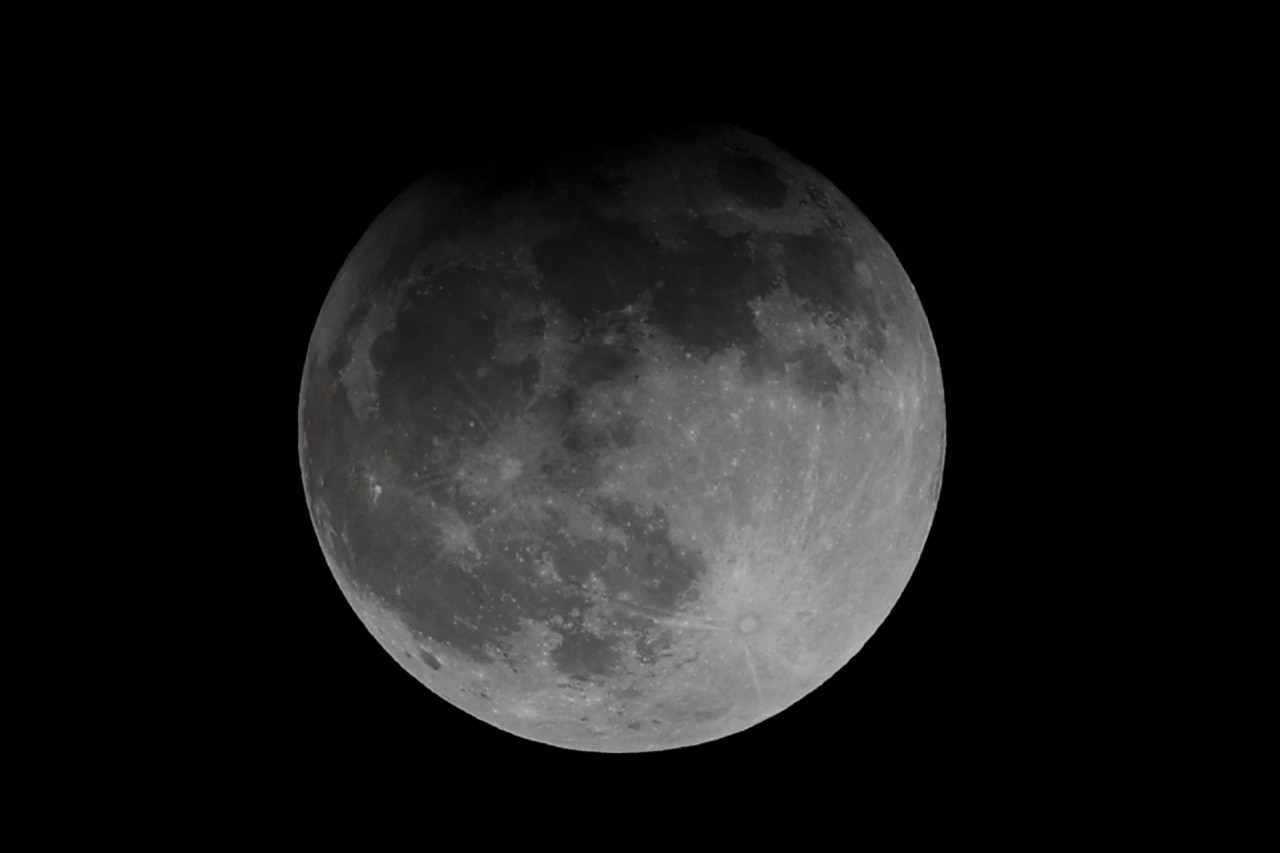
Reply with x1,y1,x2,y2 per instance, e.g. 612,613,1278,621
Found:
182,84,1083,803
30,16,1222,824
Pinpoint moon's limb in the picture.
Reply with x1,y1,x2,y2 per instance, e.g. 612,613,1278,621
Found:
299,124,944,751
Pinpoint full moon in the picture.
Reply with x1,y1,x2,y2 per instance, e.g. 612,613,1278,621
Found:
298,124,945,752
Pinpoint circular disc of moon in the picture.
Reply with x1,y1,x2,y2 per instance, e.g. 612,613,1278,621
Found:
298,124,945,752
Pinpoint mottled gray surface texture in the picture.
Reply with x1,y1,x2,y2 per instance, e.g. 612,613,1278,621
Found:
299,125,945,751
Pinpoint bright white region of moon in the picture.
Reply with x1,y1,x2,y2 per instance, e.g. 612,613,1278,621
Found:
298,124,945,752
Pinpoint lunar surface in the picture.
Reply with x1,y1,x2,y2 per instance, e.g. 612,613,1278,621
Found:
298,124,945,751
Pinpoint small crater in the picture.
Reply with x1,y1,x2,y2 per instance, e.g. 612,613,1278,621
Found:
419,650,442,670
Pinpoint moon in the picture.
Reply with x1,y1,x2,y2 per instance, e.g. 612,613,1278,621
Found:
298,124,945,752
